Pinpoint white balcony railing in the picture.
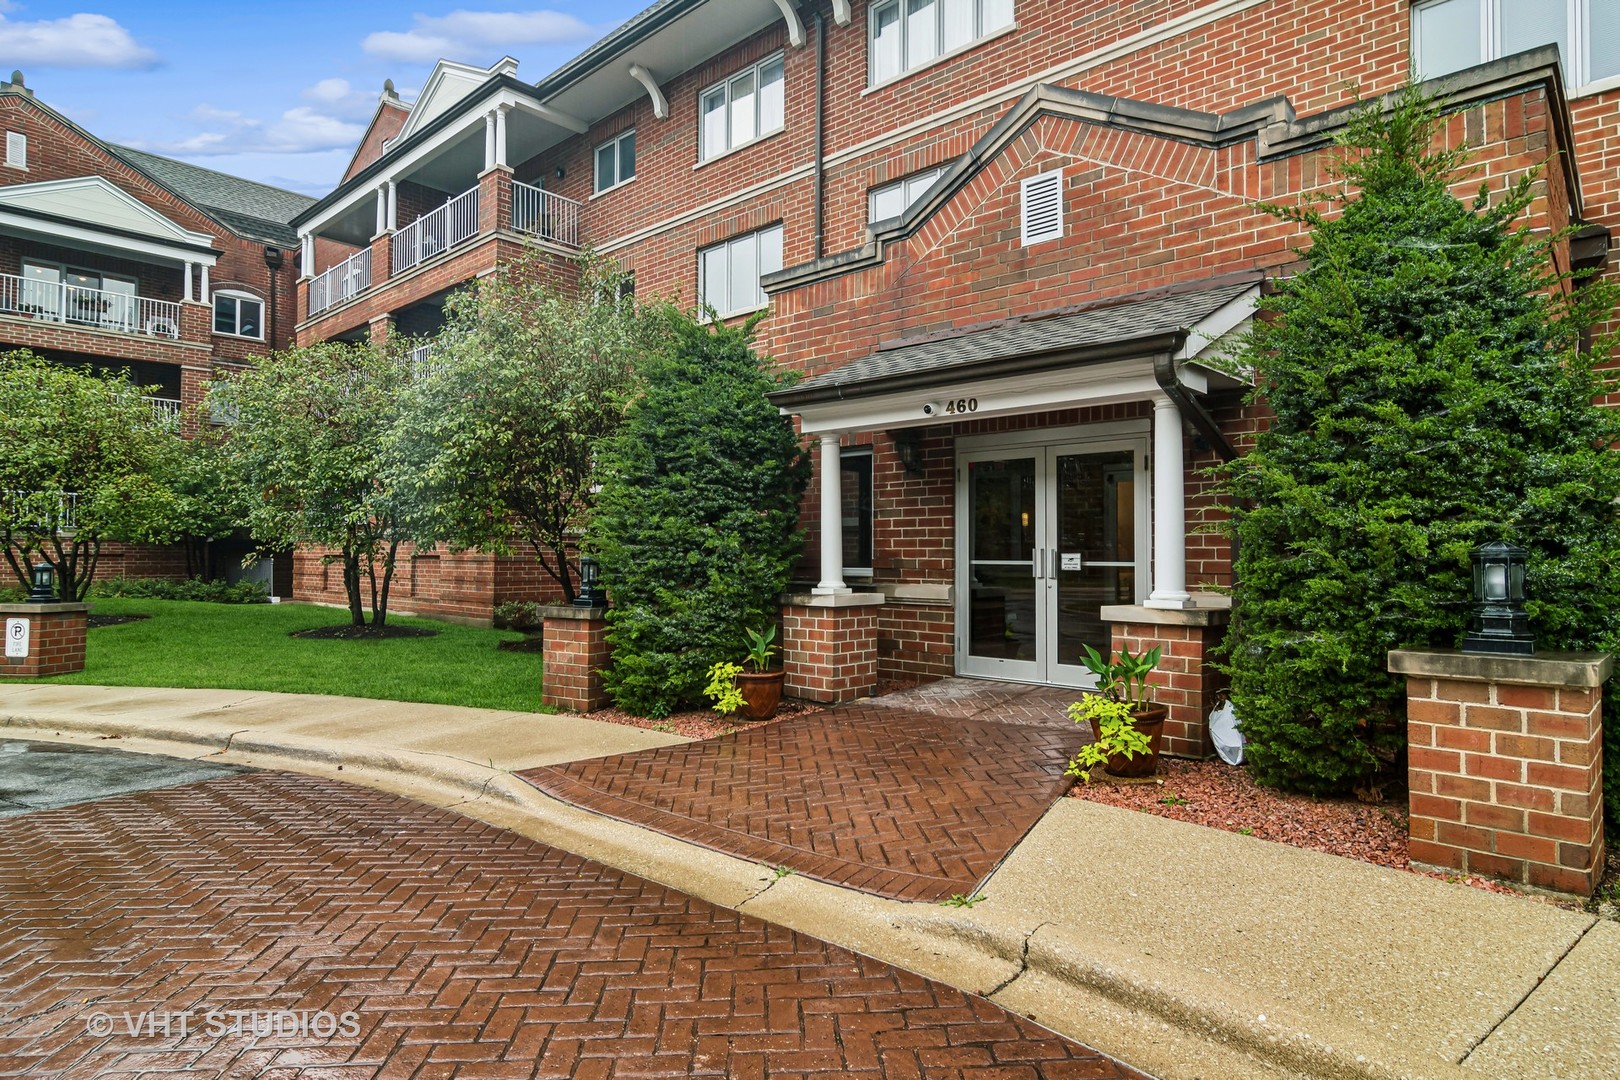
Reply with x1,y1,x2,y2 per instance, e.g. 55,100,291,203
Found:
0,273,181,339
393,186,480,276
512,181,582,248
408,342,439,381
5,490,78,532
308,248,372,316
144,396,182,426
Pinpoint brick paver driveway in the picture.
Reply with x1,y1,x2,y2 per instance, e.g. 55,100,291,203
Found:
0,760,1142,1079
518,681,1085,903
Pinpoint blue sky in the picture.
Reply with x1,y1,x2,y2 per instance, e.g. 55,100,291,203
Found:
1,1,647,196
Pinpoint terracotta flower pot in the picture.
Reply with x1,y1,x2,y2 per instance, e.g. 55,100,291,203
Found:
733,669,785,721
1089,703,1168,777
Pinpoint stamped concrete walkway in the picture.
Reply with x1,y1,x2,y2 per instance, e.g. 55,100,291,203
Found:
517,681,1084,902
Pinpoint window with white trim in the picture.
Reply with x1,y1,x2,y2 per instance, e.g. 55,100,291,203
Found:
840,448,874,574
700,53,786,161
213,291,264,339
1413,0,1620,90
594,130,636,194
5,131,24,168
697,224,783,319
869,0,1015,86
868,165,948,223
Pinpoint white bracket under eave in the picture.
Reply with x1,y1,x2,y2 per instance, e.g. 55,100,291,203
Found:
832,0,852,25
627,64,668,120
771,0,806,46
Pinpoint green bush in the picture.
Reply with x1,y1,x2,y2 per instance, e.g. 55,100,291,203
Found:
1219,90,1620,797
591,311,809,716
0,585,23,603
91,577,270,604
493,601,545,633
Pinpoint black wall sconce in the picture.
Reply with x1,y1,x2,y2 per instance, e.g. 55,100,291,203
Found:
890,429,927,477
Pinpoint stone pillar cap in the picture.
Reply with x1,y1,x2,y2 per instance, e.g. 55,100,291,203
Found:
1388,648,1613,688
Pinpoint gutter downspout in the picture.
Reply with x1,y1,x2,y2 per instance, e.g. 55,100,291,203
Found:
812,9,826,260
1154,351,1235,462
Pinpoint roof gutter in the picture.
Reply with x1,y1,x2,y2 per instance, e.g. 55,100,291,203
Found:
1154,352,1235,462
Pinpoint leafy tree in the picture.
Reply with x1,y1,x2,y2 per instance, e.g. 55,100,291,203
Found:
1219,90,1620,796
591,311,810,716
0,349,176,600
210,340,422,627
390,250,663,600
130,433,247,580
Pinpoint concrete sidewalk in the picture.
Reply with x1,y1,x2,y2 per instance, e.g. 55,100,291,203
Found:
2,682,1614,1080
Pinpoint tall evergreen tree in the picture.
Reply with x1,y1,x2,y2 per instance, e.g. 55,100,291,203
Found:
1220,90,1620,797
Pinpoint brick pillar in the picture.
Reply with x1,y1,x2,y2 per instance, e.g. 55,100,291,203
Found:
1,602,89,677
1100,602,1230,758
781,592,884,704
180,364,209,437
368,314,393,347
1390,649,1611,897
369,232,392,287
178,299,210,344
478,166,513,235
541,605,611,712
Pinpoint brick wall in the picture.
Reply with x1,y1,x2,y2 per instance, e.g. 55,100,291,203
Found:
0,604,88,678
1109,618,1227,758
1405,664,1607,896
541,607,611,712
782,598,881,703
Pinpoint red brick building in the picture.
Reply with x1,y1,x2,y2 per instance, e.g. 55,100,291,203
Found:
0,72,311,591
294,0,1619,746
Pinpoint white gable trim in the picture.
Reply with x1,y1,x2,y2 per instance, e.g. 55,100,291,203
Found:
398,56,520,141
0,176,216,249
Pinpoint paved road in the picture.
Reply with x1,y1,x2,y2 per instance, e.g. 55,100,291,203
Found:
0,744,1145,1079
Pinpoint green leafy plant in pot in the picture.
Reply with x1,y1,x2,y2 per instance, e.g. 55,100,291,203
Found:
703,625,785,721
1065,644,1167,780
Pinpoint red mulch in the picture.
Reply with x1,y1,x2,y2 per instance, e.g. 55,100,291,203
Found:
582,696,827,740
1069,757,1575,906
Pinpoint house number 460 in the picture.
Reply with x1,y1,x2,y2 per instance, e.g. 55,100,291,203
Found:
945,397,978,414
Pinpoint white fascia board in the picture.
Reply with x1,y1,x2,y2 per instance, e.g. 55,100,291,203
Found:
0,176,216,248
790,359,1168,435
1174,285,1259,360
0,209,217,266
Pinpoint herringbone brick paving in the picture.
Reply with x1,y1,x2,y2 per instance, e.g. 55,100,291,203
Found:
518,683,1087,903
0,771,1142,1079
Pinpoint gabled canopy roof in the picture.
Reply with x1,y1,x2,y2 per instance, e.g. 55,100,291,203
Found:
0,175,219,263
397,57,521,142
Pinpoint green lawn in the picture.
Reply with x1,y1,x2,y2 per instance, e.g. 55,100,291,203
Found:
36,599,548,713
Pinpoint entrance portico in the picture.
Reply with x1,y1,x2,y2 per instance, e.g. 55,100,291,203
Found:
770,279,1255,708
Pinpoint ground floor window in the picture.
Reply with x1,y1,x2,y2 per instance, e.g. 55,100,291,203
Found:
841,448,873,574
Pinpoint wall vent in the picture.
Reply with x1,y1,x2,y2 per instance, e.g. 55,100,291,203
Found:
5,131,25,169
1020,168,1063,247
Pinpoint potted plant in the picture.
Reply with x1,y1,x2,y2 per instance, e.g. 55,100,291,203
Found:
1065,644,1167,780
703,625,785,721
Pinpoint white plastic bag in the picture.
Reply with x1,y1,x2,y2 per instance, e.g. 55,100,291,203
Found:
1209,698,1243,765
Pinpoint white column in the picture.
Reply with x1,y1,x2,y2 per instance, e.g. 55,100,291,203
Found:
494,105,510,167
813,432,849,595
299,234,314,277
484,111,497,170
1146,395,1193,609
199,264,209,304
375,184,387,236
183,261,194,303
386,181,398,231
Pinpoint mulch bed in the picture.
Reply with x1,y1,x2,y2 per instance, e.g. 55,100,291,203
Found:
584,696,827,740
87,614,151,628
291,625,438,641
497,636,544,653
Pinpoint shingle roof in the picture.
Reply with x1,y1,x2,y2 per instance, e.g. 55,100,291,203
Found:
105,145,316,248
782,280,1256,400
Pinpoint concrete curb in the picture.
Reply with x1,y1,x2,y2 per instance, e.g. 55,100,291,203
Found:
1,705,1474,1080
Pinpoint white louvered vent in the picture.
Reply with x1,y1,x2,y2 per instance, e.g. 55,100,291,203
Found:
1020,168,1064,247
5,132,25,169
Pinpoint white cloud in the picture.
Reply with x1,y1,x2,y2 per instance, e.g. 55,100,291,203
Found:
134,82,370,158
0,12,159,70
301,77,380,122
362,9,595,64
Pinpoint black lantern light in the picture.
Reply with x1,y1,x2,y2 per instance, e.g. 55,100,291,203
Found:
574,555,605,608
1461,541,1533,656
26,563,55,604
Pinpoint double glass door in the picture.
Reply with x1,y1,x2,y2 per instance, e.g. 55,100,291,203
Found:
957,439,1146,686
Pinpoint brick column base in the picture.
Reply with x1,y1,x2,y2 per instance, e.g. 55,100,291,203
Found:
1,602,90,677
1390,649,1611,897
541,605,611,712
1100,603,1230,758
782,592,884,704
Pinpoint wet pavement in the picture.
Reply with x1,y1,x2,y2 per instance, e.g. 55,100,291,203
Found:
518,681,1086,902
0,739,247,817
0,749,1144,1079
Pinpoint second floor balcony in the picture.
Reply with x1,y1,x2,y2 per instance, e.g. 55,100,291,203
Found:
0,272,184,339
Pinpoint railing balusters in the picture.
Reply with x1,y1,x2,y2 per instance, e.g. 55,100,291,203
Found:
511,181,582,247
307,248,373,317
0,272,180,338
392,186,480,277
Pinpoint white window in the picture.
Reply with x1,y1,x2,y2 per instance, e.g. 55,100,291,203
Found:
213,291,264,339
1413,0,1620,90
700,53,785,161
869,0,1014,85
698,224,783,318
869,166,948,223
5,131,24,169
594,130,636,194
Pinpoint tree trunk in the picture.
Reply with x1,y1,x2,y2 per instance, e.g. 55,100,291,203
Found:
341,551,365,625
374,540,399,628
533,539,575,603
